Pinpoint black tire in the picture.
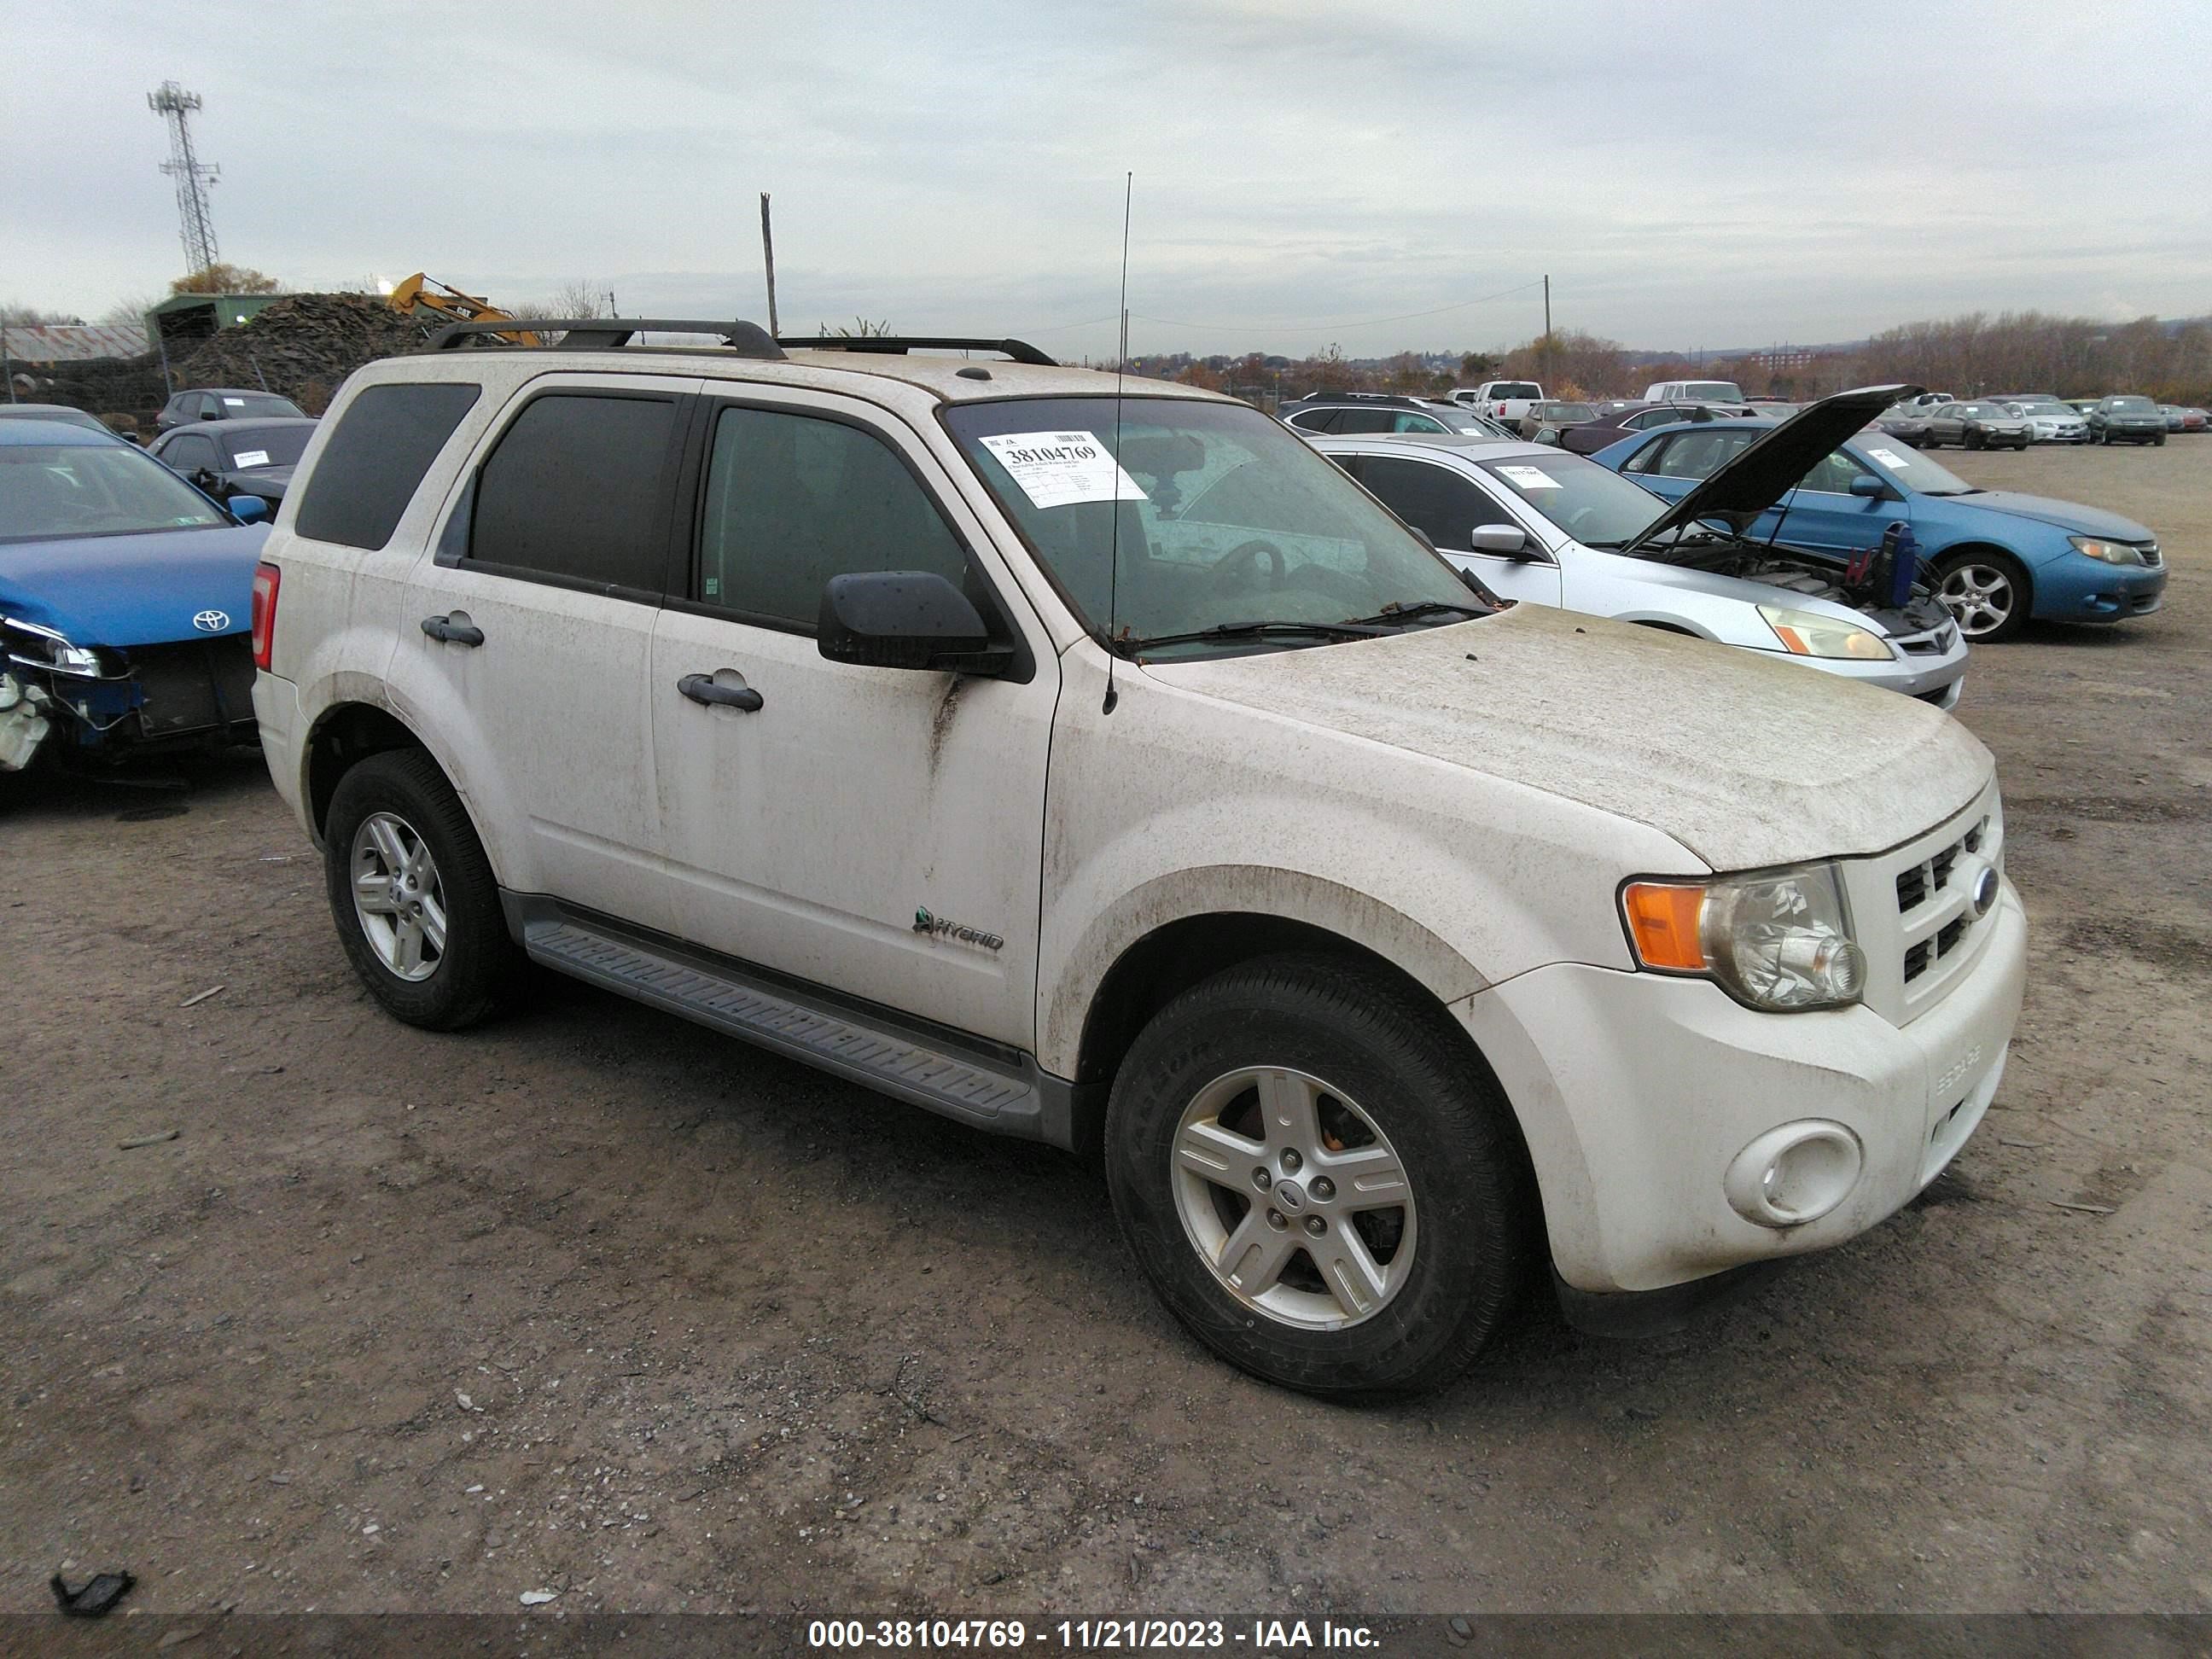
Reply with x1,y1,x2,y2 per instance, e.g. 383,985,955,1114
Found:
1965,429,1982,450
1930,547,2032,644
2155,432,2167,446
323,748,521,1030
1103,953,1537,1399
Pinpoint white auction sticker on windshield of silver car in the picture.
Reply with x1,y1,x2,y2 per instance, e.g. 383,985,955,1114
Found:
1868,447,1911,469
232,450,271,469
1497,464,1561,490
980,432,1147,509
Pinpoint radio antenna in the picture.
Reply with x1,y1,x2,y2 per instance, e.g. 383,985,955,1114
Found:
1103,170,1132,715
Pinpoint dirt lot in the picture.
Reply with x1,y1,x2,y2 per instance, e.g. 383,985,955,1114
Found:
3,439,2209,1623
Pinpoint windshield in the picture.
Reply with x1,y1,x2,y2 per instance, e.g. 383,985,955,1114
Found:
942,397,1483,655
1541,403,1596,422
213,393,302,419
2110,396,2157,411
1859,439,1978,496
222,425,312,468
1677,382,1744,404
0,441,229,542
1476,451,1668,550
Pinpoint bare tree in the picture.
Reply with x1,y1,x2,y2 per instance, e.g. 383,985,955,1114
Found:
548,279,607,320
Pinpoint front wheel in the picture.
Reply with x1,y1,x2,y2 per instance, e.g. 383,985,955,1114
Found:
1103,955,1536,1398
1932,549,2031,644
323,748,521,1029
2155,433,2167,446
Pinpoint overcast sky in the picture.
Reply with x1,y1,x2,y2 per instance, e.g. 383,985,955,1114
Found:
8,1,2208,360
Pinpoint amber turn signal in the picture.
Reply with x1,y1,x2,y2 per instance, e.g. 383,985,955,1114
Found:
1622,882,1708,972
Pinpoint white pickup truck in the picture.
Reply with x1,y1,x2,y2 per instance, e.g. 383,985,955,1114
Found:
1456,380,1545,427
249,321,2026,1396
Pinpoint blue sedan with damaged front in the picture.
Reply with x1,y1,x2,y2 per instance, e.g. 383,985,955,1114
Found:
1,422,271,774
1592,413,2167,643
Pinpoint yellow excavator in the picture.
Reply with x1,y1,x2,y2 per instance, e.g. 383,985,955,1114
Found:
387,274,544,346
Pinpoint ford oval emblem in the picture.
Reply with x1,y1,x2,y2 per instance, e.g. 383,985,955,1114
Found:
192,609,230,632
1969,865,2000,919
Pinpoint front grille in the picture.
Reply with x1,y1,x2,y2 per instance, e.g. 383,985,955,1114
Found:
1855,792,2003,1023
124,638,256,737
2139,544,2163,568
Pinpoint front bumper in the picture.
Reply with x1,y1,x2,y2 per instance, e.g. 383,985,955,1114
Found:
1459,886,2027,1297
17,637,259,760
2038,560,2167,624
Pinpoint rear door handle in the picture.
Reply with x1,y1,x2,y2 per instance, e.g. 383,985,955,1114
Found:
421,614,485,647
678,672,764,712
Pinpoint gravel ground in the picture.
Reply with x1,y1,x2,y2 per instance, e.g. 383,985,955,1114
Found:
3,439,2208,1621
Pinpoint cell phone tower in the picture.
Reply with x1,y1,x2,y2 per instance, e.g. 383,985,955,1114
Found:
148,80,220,276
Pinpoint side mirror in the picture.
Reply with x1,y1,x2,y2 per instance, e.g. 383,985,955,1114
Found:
1848,474,1886,498
818,570,1007,674
226,494,270,524
200,408,221,421
1470,524,1534,559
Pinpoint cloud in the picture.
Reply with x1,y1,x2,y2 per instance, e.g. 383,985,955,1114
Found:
7,0,2207,358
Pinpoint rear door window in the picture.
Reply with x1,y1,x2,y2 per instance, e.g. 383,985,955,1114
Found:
294,381,481,550
693,405,970,629
1333,408,1396,434
162,433,219,471
468,392,678,594
1284,407,1342,433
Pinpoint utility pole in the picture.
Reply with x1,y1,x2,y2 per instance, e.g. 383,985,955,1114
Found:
759,194,779,336
148,81,219,278
1120,308,1130,370
1543,273,1551,339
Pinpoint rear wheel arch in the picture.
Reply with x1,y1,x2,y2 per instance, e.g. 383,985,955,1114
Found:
306,701,426,838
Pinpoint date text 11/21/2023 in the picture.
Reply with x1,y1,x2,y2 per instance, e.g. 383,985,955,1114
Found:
805,1618,1382,1650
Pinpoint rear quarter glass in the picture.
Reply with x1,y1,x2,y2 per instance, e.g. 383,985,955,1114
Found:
293,382,482,550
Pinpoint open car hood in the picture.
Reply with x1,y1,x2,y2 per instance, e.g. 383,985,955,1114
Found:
1621,383,1921,556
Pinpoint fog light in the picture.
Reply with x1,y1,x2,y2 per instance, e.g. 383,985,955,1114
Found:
1724,1122,1864,1228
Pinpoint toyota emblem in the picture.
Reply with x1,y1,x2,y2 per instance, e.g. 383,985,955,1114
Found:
192,609,230,632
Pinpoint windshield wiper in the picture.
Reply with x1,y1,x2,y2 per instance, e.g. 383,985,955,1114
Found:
1339,600,1487,628
1115,619,1380,655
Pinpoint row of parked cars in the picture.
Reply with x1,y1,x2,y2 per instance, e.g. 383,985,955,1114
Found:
1277,385,2165,646
0,333,2156,1395
1884,390,2209,447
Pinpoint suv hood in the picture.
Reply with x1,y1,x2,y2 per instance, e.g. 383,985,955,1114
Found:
1143,604,1992,871
1621,383,1922,555
0,524,267,646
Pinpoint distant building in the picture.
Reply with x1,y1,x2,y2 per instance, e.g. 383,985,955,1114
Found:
146,292,287,356
0,323,149,363
1754,347,1814,372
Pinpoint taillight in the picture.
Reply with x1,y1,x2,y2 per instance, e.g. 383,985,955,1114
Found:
250,562,280,669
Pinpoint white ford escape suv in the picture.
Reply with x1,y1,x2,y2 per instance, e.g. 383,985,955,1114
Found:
250,320,2026,1396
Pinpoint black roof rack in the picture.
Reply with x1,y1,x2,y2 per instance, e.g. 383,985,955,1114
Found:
428,318,786,359
1283,392,1428,409
776,335,1057,367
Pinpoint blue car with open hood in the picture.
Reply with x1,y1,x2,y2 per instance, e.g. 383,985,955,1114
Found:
1589,396,2166,643
0,421,271,773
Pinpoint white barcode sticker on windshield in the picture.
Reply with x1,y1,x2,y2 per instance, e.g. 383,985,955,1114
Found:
979,431,1147,509
1497,464,1561,490
1867,447,1910,469
223,396,245,405
231,450,271,469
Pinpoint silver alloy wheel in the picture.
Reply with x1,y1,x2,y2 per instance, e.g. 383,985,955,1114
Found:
1936,562,2017,639
350,810,448,981
1171,1066,1417,1330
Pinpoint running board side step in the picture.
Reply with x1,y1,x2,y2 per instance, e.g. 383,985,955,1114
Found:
512,899,1057,1141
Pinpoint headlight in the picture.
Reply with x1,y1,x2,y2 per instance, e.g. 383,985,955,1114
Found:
1,617,106,678
2069,536,2145,566
1757,604,1895,661
1622,863,1867,1012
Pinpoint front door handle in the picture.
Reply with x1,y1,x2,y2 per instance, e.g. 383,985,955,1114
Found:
421,614,485,647
678,672,764,712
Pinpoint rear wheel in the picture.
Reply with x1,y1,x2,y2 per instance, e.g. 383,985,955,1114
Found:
1931,549,2030,644
1103,954,1536,1398
323,748,520,1029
